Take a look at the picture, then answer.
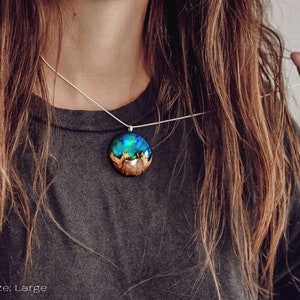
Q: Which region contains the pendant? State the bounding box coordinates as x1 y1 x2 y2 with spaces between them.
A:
108 132 153 176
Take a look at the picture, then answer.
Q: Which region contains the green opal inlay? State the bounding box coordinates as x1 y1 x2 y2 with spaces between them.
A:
108 132 153 176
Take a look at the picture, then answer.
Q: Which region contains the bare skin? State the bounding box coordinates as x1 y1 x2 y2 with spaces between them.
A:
291 52 300 75
43 1 299 112
43 0 150 110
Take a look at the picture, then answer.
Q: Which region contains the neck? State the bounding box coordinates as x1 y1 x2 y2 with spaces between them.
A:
43 0 150 110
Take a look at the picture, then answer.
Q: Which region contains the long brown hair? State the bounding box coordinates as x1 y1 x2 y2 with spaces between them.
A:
0 0 299 298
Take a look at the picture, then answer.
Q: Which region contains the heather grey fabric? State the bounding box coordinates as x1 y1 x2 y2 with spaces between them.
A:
0 84 298 299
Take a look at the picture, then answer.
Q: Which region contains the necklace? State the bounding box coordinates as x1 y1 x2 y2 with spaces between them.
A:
40 57 300 176
41 56 205 176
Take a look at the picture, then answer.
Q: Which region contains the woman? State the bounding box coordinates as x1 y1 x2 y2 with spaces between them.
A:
0 0 299 299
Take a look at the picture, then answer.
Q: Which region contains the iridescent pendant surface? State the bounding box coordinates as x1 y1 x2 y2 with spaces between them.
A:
108 132 153 176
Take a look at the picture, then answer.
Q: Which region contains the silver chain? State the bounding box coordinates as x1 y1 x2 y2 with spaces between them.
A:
40 56 207 132
41 56 300 131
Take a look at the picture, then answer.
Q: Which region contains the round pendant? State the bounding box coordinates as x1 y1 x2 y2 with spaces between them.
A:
108 132 153 176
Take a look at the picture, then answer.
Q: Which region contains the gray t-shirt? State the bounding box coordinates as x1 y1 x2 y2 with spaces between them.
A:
0 83 299 299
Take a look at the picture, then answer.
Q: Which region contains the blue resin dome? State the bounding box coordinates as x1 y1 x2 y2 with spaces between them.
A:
108 132 153 176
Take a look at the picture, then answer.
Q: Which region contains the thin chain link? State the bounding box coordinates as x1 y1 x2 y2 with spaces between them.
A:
41 56 130 128
41 56 207 131
41 56 300 131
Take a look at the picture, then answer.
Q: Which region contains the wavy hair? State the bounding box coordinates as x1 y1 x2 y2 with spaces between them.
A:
0 0 299 298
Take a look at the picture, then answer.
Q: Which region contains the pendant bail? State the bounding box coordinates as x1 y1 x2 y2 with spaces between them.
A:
128 125 133 132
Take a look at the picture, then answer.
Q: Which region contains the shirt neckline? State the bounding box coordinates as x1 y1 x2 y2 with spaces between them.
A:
30 82 158 133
